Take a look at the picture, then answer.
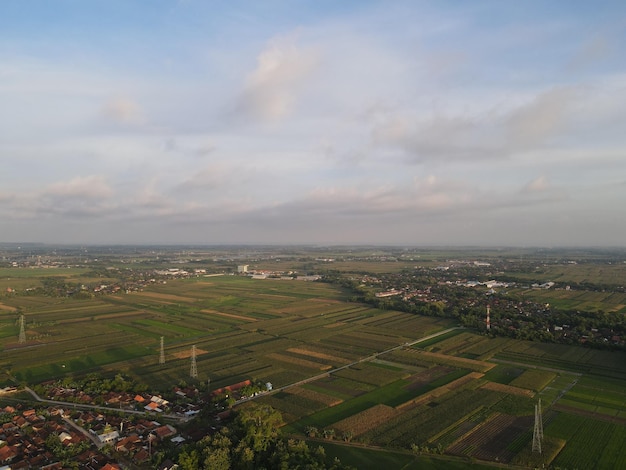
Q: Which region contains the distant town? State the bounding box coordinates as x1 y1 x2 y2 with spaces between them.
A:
0 245 625 469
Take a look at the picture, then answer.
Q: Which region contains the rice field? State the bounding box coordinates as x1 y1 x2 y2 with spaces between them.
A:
1 271 625 468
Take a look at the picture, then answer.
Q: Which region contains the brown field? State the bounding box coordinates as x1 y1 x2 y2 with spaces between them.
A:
286 348 348 364
173 348 209 359
480 381 535 398
332 404 399 436
0 302 18 312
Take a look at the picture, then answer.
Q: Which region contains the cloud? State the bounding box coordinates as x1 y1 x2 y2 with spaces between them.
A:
566 36 610 73
177 165 227 191
505 87 576 147
101 97 144 125
369 85 581 164
235 34 318 121
45 175 114 199
372 113 502 162
522 175 550 193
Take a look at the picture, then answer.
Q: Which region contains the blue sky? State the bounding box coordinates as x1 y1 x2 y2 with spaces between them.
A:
1 1 626 246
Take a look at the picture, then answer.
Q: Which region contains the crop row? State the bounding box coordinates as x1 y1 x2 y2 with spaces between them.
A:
318 336 380 357
243 337 299 354
286 347 350 364
332 404 398 436
286 386 343 407
423 332 480 354
265 352 331 371
333 363 406 387
496 350 626 379
548 413 623 470
283 324 357 342
402 350 494 373
361 388 504 448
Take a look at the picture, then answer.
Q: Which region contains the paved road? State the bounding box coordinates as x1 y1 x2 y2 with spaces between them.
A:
236 326 463 404
21 327 463 416
23 387 187 423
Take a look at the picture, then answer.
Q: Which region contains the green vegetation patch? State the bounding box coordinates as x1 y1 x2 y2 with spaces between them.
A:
548 413 626 470
509 369 557 391
319 441 493 470
482 365 525 385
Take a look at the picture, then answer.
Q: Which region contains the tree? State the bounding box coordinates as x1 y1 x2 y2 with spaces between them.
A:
235 404 282 452
178 448 199 470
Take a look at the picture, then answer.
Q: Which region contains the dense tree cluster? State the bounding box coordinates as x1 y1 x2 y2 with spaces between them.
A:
321 267 626 351
176 405 352 470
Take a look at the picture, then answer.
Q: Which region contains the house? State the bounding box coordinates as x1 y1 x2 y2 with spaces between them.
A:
157 459 179 470
133 448 150 464
97 430 119 445
100 464 121 470
144 402 162 413
114 434 141 453
0 444 17 463
154 424 176 440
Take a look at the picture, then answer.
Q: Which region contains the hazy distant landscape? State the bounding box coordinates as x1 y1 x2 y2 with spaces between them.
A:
0 245 624 469
3 0 626 468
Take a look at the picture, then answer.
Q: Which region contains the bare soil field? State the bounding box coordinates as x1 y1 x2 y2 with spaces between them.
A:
172 347 209 359
480 381 535 398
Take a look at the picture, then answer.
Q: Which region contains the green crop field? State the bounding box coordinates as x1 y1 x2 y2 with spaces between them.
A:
1 268 625 468
547 413 626 469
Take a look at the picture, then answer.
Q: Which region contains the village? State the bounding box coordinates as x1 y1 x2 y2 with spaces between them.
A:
0 376 266 470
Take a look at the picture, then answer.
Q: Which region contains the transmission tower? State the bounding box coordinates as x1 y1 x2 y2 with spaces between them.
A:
532 399 544 453
159 336 165 365
190 345 198 379
537 398 544 440
18 315 26 344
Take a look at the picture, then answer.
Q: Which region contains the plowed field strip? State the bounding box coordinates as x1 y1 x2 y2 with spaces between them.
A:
200 309 256 322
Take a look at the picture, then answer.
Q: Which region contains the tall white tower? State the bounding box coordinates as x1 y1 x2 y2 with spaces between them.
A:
486 305 491 331
18 315 26 343
532 399 544 453
190 345 198 379
159 336 165 365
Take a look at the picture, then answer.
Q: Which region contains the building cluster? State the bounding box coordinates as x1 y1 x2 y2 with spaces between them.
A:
0 404 184 469
358 267 625 348
238 267 321 281
42 386 201 418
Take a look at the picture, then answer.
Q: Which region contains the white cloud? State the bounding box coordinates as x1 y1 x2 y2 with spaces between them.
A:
236 33 318 121
522 175 550 193
505 87 576 147
45 175 114 199
101 97 144 125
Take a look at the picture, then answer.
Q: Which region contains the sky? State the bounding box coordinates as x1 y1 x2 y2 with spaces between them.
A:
1 1 626 246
